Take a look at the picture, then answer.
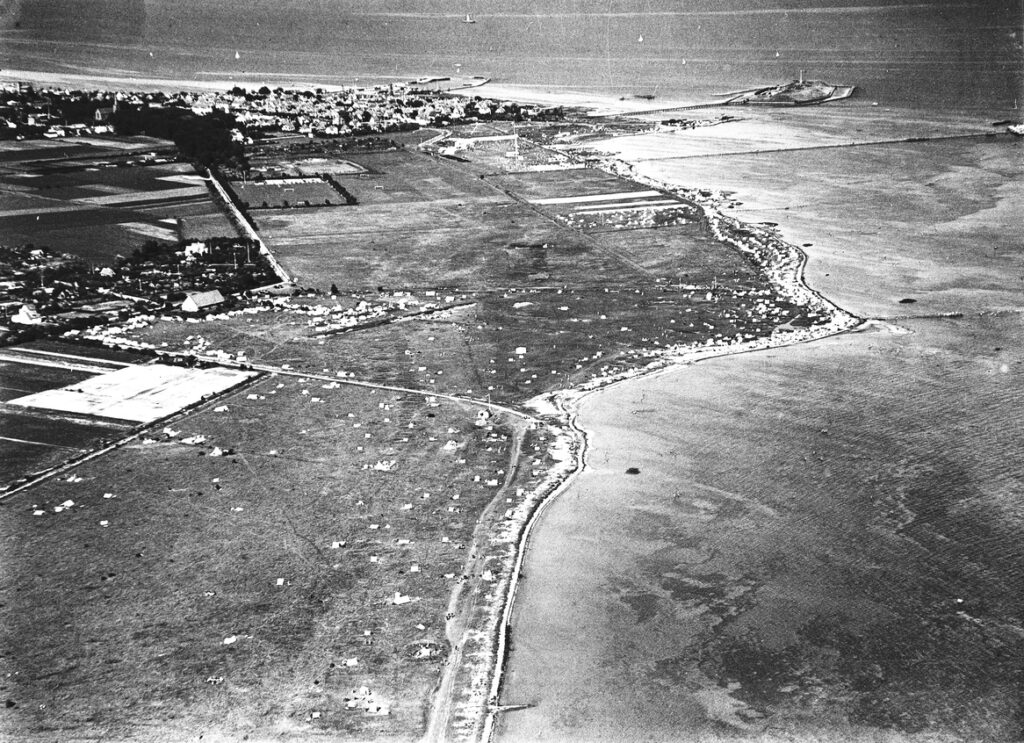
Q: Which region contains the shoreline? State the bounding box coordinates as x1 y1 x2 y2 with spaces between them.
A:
455 165 863 740
481 320 865 741
0 68 362 93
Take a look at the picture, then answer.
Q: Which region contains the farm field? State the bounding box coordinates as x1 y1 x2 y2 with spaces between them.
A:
487 168 702 233
487 167 653 203
0 140 239 263
0 341 156 489
258 200 581 290
0 371 542 741
9 363 256 422
0 134 169 165
0 409 127 487
0 340 256 491
324 149 503 206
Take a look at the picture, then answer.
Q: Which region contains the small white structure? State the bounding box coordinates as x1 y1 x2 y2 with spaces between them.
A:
183 240 209 258
182 289 225 313
11 304 43 325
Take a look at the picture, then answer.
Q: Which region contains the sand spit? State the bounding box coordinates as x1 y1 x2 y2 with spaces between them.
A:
450 83 706 116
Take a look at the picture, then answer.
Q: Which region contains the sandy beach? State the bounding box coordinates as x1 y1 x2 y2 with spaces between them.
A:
0 68 352 93
454 82 711 116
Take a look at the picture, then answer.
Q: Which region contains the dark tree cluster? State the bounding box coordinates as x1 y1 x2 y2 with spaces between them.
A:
112 105 246 168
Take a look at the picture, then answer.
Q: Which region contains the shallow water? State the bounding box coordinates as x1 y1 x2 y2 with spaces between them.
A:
499 314 1024 741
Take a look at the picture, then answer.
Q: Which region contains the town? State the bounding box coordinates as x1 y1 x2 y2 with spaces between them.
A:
0 80 566 142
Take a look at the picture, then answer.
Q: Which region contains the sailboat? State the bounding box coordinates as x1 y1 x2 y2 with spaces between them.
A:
462 14 476 24
234 50 240 60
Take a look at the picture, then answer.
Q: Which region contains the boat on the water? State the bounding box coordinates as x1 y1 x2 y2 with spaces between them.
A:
462 14 476 24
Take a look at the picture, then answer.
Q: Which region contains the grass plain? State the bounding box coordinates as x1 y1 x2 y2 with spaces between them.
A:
1 371 540 741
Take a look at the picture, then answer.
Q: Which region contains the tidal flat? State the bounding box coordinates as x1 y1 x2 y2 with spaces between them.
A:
498 106 1024 741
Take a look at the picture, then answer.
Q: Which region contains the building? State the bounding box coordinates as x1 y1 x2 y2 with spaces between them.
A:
11 304 43 325
181 289 225 313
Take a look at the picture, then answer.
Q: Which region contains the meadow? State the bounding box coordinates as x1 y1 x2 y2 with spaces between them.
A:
1 371 542 741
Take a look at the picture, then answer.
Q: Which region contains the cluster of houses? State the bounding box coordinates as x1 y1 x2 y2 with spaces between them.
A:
2 80 560 143
0 240 265 342
0 82 133 139
188 83 556 138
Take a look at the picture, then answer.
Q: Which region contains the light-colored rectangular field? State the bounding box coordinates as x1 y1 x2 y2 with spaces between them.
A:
75 185 208 206
9 364 256 423
531 189 663 205
571 200 682 214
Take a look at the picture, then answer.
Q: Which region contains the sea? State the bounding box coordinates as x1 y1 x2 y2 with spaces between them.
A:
1 0 1022 110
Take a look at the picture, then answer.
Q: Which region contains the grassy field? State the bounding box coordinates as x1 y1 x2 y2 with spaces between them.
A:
0 372 537 741
112 272 801 407
0 408 129 488
0 136 165 165
258 201 571 290
310 149 501 207
108 144 809 406
256 151 741 293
